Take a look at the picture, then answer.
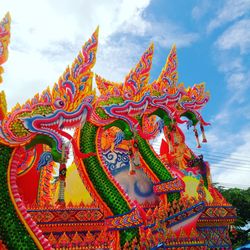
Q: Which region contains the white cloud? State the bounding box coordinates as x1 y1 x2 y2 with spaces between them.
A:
0 0 152 45
49 0 152 39
227 72 250 98
214 53 250 103
205 129 241 153
218 56 244 73
95 37 147 82
153 29 199 48
211 5 250 102
212 110 231 125
190 125 250 188
207 0 250 32
119 15 199 48
237 104 250 120
0 0 153 109
4 48 63 108
191 0 211 20
210 2 250 107
211 129 250 188
193 66 250 187
216 19 250 53
114 0 151 36
0 0 200 111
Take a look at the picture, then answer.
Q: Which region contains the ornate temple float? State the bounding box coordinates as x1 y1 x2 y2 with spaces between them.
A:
0 13 236 249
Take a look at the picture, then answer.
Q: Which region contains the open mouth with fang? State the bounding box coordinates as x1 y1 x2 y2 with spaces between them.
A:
151 91 182 107
180 97 209 110
22 103 92 153
104 94 154 118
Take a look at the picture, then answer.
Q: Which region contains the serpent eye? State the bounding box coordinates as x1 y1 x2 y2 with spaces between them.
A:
124 91 132 99
54 99 65 109
162 88 168 93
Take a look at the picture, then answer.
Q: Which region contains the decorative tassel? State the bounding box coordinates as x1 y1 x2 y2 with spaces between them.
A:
134 151 141 169
128 146 136 175
200 123 207 143
193 127 201 148
129 162 136 175
55 144 68 207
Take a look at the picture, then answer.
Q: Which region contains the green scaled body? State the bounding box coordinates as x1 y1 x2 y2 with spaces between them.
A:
80 122 139 247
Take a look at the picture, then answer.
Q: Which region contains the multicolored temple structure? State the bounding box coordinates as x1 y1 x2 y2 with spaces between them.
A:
0 14 236 250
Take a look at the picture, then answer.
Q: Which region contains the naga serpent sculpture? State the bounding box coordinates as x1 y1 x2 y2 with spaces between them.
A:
0 13 236 250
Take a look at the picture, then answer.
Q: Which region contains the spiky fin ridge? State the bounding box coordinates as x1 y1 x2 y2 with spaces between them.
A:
95 74 122 96
95 43 154 100
51 27 99 109
10 103 21 113
123 43 154 96
95 43 209 109
0 12 11 83
184 82 210 102
152 45 209 104
152 44 177 94
12 28 99 113
72 26 99 78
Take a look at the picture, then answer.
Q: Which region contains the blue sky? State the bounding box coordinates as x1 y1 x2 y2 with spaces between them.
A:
0 0 249 188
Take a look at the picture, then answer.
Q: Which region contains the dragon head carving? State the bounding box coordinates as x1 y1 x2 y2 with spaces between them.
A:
0 27 98 160
92 43 210 141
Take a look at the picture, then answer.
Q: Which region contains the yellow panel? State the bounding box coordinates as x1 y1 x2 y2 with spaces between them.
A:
65 163 93 205
183 176 213 203
52 162 93 206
